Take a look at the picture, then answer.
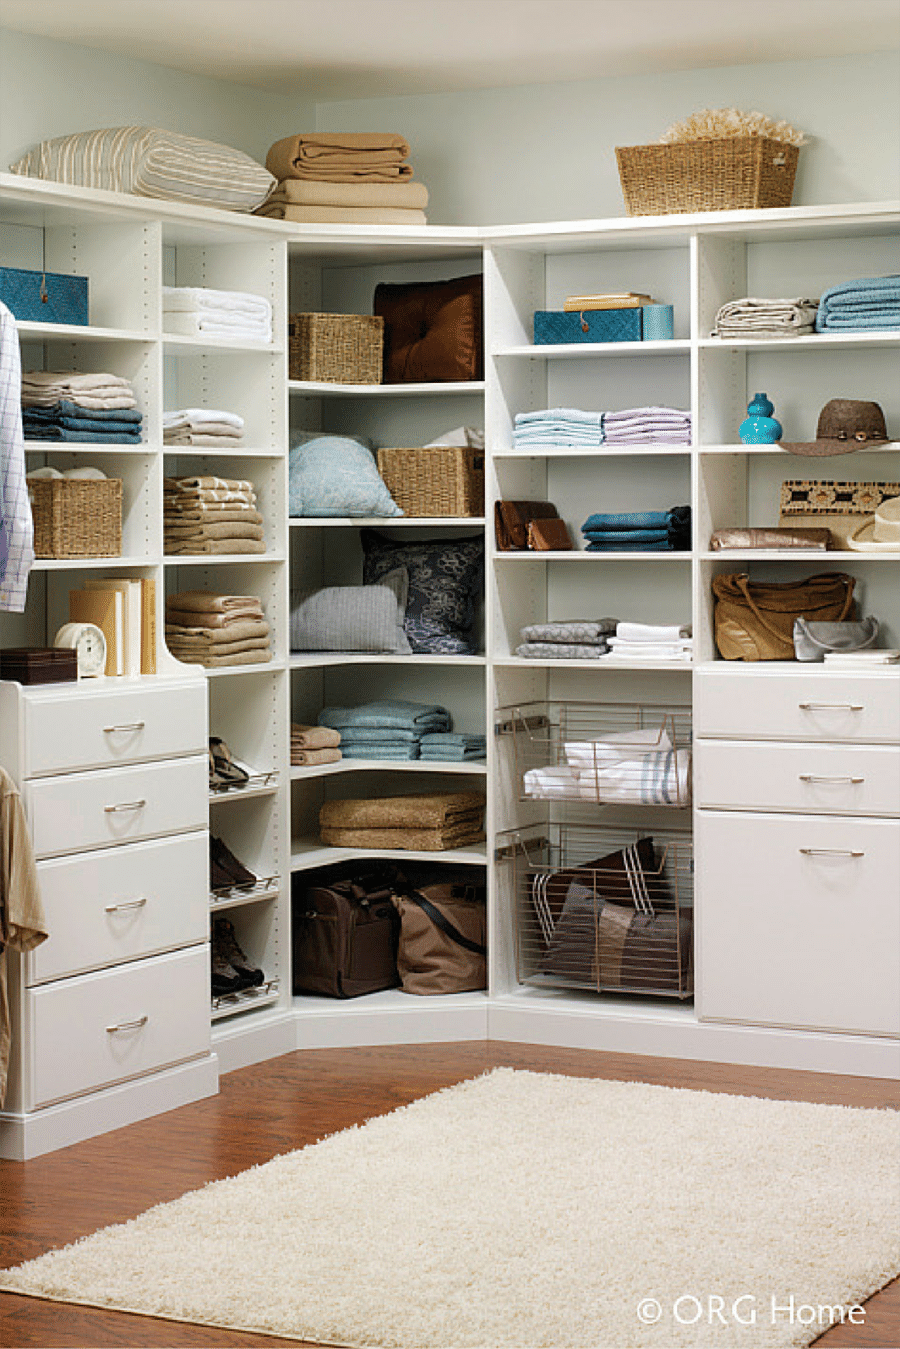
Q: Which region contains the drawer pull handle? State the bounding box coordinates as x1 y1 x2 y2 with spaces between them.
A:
104 799 146 814
105 1015 148 1034
104 897 147 914
103 721 145 734
798 702 864 712
800 847 864 858
799 774 864 785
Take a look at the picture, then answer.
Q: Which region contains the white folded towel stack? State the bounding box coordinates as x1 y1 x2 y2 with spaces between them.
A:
163 286 272 342
604 620 693 664
163 408 246 448
712 297 819 339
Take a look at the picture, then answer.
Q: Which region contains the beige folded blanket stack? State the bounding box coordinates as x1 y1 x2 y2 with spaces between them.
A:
257 133 428 225
291 722 342 766
164 476 266 555
319 790 485 851
165 590 272 667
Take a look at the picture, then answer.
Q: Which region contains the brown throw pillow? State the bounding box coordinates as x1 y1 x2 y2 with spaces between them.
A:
374 274 483 382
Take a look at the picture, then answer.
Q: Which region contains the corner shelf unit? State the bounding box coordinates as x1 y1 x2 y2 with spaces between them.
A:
1 177 898 1155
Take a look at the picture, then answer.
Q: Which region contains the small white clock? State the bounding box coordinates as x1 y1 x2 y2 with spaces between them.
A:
54 622 107 678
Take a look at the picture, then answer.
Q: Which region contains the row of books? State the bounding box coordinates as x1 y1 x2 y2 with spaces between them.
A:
69 577 157 676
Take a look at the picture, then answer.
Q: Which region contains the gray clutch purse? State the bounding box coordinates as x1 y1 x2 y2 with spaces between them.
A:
710 527 832 550
793 616 879 662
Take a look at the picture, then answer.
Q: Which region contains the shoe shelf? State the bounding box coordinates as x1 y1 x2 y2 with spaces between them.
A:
211 978 281 1020
210 875 280 911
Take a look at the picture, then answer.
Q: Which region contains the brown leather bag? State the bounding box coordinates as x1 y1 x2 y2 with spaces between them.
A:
391 882 486 994
712 571 856 661
527 516 573 550
494 500 560 551
291 872 400 997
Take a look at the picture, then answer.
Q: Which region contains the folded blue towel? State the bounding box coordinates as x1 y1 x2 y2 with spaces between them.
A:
420 749 486 761
585 539 673 552
816 312 900 330
318 699 451 732
419 733 486 749
515 408 604 426
582 510 669 532
23 400 143 424
582 527 669 544
24 416 143 436
335 727 422 744
340 744 420 760
22 426 142 442
816 275 900 330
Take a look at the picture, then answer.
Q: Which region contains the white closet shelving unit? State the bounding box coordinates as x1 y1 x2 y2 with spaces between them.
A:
1 178 897 1156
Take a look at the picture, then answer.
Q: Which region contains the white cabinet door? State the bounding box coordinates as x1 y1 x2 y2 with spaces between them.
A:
695 741 900 816
696 809 900 1037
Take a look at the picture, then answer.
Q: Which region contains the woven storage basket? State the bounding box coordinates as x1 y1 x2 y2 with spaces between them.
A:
615 137 799 215
289 312 384 384
377 446 485 518
29 477 122 558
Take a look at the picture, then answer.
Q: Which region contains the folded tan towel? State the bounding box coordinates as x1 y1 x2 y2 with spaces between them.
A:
165 521 264 540
165 475 254 492
291 747 343 767
320 790 485 833
173 647 273 668
163 505 264 524
319 824 485 852
291 723 342 749
261 177 428 209
165 537 267 555
256 203 427 225
168 634 271 656
165 618 269 643
165 606 263 629
163 430 245 447
165 488 256 506
266 132 412 183
166 590 262 615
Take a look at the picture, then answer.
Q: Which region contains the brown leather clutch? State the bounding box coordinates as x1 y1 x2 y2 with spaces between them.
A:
710 527 833 551
527 517 573 550
494 500 560 551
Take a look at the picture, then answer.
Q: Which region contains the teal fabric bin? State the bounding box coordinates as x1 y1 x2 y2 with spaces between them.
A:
533 309 641 344
641 304 674 340
0 267 89 325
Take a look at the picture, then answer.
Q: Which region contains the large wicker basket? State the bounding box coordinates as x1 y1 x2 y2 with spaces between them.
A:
289 312 384 384
377 446 485 518
615 137 799 216
29 476 122 558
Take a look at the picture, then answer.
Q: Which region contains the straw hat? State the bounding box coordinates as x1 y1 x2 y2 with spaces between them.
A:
847 495 900 551
779 399 890 457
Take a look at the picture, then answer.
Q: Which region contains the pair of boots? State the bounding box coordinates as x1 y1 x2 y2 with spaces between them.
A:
210 836 257 893
211 916 264 996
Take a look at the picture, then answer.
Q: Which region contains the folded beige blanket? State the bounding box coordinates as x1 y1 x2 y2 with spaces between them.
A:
165 606 262 629
163 429 245 446
319 825 485 852
266 132 412 183
320 790 485 833
172 647 273 668
165 537 267 555
256 203 427 225
163 505 264 524
164 521 264 540
165 475 254 492
291 723 342 749
291 747 343 767
165 617 270 643
166 590 262 614
167 636 271 659
165 488 256 506
260 177 428 209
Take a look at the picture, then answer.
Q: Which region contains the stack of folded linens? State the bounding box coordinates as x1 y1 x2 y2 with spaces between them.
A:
319 790 485 851
712 297 818 338
513 408 604 452
317 699 450 760
165 590 272 667
418 733 487 762
815 275 900 332
524 728 691 806
603 621 693 664
163 286 272 342
581 506 691 552
290 723 342 767
515 619 618 660
602 406 691 445
258 132 428 225
164 475 265 555
21 371 141 442
164 408 245 448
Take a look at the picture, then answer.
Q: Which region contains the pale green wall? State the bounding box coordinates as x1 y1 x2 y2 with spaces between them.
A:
315 52 900 224
0 26 310 170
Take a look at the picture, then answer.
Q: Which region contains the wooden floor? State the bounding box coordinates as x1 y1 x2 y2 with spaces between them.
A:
1 1041 897 1349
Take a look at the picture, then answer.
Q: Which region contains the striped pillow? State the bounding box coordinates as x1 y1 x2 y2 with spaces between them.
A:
9 127 275 213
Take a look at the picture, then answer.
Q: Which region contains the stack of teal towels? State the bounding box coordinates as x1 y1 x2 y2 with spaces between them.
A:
816 274 900 331
317 699 485 762
581 506 691 552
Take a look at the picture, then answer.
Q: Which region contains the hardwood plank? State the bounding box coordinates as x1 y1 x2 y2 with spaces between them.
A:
0 1042 897 1348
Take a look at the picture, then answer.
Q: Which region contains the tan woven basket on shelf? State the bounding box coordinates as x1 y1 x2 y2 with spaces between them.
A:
289 312 384 384
29 477 122 558
615 137 800 216
377 446 485 518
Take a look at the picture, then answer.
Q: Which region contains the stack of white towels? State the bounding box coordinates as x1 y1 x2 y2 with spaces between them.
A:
513 408 604 451
164 409 245 448
523 727 691 807
712 297 819 339
162 286 272 343
604 621 693 663
603 407 692 446
21 370 138 411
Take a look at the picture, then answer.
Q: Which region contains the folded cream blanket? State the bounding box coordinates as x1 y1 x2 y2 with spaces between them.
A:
712 297 818 337
291 746 343 766
256 202 427 225
266 132 412 183
163 313 271 340
291 723 342 749
320 789 485 833
163 409 244 429
163 433 244 448
162 286 271 317
260 177 428 209
23 370 132 391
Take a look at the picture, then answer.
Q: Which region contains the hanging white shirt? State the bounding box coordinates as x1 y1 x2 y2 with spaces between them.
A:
0 301 34 612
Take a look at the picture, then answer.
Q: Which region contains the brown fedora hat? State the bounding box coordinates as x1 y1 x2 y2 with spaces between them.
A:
779 399 890 457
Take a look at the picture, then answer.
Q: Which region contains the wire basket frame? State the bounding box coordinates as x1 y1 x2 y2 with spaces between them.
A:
499 700 693 808
507 823 693 999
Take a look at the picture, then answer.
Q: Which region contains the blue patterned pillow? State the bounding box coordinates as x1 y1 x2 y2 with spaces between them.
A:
361 531 484 655
289 435 403 517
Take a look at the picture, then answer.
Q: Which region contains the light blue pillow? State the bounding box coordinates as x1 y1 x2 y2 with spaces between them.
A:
289 434 403 518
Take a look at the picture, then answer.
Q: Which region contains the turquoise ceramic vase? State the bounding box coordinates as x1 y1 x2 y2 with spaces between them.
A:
740 392 782 444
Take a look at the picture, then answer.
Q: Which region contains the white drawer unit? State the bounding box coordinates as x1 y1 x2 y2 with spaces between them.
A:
27 946 211 1110
696 810 900 1037
695 740 900 817
28 831 209 984
694 669 900 744
27 754 208 858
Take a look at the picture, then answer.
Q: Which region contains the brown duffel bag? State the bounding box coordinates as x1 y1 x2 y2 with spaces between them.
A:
392 882 486 994
291 871 400 998
712 570 856 661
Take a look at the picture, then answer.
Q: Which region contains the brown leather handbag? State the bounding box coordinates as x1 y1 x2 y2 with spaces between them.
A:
712 571 856 661
494 500 560 551
391 882 486 994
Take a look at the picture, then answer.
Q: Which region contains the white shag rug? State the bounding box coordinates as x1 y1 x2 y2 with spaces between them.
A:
1 1068 898 1349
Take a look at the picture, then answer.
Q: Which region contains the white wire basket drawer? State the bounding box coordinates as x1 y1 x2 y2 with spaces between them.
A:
498 701 692 809
507 823 694 999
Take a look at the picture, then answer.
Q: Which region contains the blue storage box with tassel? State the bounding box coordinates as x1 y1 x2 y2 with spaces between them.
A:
0 267 89 326
534 308 642 344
